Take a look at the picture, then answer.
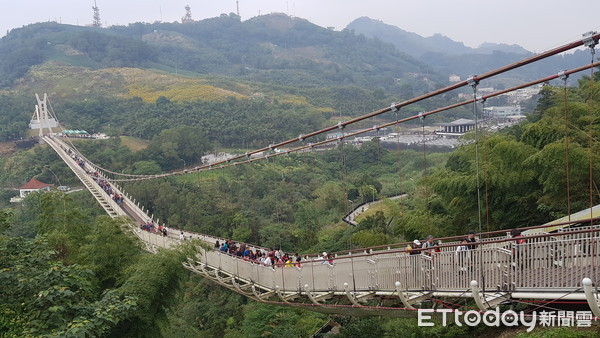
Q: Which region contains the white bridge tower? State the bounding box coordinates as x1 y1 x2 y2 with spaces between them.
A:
29 93 59 139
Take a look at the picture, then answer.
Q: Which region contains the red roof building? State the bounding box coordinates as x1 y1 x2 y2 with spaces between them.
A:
18 178 53 198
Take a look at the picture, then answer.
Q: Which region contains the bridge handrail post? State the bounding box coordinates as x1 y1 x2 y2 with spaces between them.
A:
310 257 315 292
349 251 356 292
280 261 285 292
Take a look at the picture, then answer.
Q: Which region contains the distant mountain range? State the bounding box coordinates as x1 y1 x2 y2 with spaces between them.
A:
0 13 593 103
346 17 531 58
346 17 593 84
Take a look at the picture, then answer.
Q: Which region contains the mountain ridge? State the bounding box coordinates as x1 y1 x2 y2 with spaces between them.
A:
345 16 591 83
0 14 442 95
345 16 531 58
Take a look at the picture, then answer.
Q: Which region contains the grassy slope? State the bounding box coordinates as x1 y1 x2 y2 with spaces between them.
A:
9 61 315 107
119 136 149 151
355 202 393 222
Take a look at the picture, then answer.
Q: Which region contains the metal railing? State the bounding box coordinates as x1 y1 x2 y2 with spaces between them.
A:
189 228 600 294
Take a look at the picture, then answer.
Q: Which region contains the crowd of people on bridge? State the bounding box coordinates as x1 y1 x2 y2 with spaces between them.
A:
91 174 124 205
62 144 161 232
406 230 479 256
215 240 306 269
140 220 169 236
64 147 86 169
406 229 527 263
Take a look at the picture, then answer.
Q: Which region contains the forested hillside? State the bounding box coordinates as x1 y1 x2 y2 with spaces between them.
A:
1 11 599 337
0 14 440 91
2 73 598 247
1 72 598 336
0 13 471 143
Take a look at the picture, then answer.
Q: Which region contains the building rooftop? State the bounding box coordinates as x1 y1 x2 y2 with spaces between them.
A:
19 178 53 190
439 118 475 126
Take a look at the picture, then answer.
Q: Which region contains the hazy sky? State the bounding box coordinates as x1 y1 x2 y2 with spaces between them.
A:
2 0 599 52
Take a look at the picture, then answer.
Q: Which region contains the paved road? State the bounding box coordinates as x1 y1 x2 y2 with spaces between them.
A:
344 194 406 225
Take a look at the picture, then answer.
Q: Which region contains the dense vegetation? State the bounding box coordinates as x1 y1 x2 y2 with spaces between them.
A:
0 15 439 92
0 12 599 337
0 14 483 143
3 73 598 246
0 93 32 141
2 73 597 335
0 191 336 337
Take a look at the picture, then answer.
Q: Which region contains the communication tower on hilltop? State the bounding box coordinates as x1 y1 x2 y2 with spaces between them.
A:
236 1 240 17
182 5 193 23
92 0 102 27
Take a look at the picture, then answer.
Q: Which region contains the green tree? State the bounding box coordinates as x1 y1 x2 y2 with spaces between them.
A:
113 246 194 336
294 199 319 248
35 192 91 264
314 181 346 214
0 208 12 234
231 212 252 242
0 236 137 337
229 303 326 338
145 126 212 170
78 216 142 289
358 184 378 202
128 160 163 175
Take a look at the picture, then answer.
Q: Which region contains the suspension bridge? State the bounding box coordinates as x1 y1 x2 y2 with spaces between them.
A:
29 31 600 319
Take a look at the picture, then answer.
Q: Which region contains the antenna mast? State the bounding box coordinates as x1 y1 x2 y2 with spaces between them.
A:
182 5 193 23
236 1 240 16
92 0 102 27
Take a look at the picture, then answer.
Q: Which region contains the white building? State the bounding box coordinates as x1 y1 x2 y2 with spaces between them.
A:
449 74 461 83
436 119 476 136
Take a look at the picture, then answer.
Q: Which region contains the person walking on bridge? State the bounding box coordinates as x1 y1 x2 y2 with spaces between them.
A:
407 240 421 255
465 230 478 250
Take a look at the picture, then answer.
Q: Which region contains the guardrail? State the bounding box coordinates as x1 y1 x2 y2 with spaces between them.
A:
190 227 600 294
